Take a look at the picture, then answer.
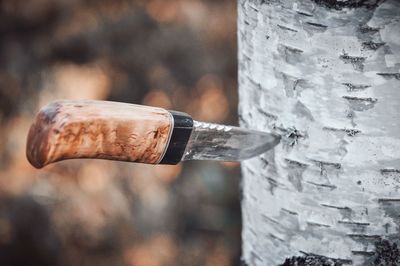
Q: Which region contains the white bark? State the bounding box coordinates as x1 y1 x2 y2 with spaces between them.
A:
238 0 400 265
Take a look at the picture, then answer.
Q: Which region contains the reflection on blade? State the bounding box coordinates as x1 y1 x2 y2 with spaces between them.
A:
182 121 280 161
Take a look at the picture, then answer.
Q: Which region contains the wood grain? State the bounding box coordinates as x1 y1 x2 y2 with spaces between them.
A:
26 100 173 168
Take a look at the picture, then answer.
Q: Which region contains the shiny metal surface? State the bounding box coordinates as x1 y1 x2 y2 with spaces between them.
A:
182 121 280 161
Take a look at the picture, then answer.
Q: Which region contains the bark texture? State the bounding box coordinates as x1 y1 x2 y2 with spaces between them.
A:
238 0 400 265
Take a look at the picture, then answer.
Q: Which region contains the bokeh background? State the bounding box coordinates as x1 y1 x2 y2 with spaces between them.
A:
0 1 240 265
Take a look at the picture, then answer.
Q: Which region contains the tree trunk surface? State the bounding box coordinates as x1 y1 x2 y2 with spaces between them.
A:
238 0 400 265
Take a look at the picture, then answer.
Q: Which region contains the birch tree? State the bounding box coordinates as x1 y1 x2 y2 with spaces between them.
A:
238 0 400 265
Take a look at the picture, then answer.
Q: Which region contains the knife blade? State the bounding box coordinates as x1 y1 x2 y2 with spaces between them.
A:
26 100 280 168
182 121 279 161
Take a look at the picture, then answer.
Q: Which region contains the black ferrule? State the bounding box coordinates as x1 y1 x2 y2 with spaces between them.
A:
160 111 193 164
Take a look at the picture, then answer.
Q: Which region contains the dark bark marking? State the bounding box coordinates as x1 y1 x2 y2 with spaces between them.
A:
305 22 328 29
277 24 298 32
280 256 342 266
281 251 353 266
296 11 313 17
321 204 353 219
280 44 304 54
351 250 375 256
310 159 342 169
281 208 299 216
348 235 384 251
342 83 371 92
247 75 262 90
292 79 304 94
264 175 279 195
321 204 350 210
239 114 249 127
250 194 258 202
307 221 331 228
281 240 400 265
360 25 381 34
314 254 351 265
338 220 370 226
311 0 384 10
244 165 256 176
269 233 285 242
378 198 400 203
343 96 378 112
362 41 385 50
377 73 400 80
257 108 278 120
339 53 366 71
369 239 400 265
381 169 400 174
384 223 391 234
303 22 328 34
248 4 259 12
250 251 264 264
339 220 370 233
243 53 251 62
260 0 275 6
248 227 258 237
306 181 337 190
347 234 382 240
260 157 269 168
323 126 361 137
239 114 246 122
278 45 304 65
285 158 309 168
261 214 281 225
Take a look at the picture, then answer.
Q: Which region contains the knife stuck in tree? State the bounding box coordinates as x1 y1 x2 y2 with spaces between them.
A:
26 100 280 168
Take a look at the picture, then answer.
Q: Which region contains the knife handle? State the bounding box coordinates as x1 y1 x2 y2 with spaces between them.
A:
26 100 193 168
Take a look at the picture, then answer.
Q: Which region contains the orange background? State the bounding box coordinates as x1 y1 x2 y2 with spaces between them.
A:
0 1 240 265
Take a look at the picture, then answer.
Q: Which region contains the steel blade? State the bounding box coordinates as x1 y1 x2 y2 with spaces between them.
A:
182 121 280 161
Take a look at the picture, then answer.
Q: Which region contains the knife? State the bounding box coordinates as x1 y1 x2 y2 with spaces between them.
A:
26 100 280 168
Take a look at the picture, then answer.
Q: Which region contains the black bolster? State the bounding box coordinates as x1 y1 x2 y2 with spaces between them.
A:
160 111 193 164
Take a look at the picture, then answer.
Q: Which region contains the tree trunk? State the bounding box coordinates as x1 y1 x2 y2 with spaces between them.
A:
238 0 400 265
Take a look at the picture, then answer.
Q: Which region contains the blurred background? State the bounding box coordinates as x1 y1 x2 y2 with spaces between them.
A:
0 0 240 265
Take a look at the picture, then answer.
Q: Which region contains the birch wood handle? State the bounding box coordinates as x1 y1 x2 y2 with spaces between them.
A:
26 100 175 168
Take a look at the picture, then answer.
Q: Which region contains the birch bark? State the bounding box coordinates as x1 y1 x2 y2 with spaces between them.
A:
238 0 400 265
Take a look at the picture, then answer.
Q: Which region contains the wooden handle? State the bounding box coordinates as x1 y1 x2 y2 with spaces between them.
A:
26 100 174 168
